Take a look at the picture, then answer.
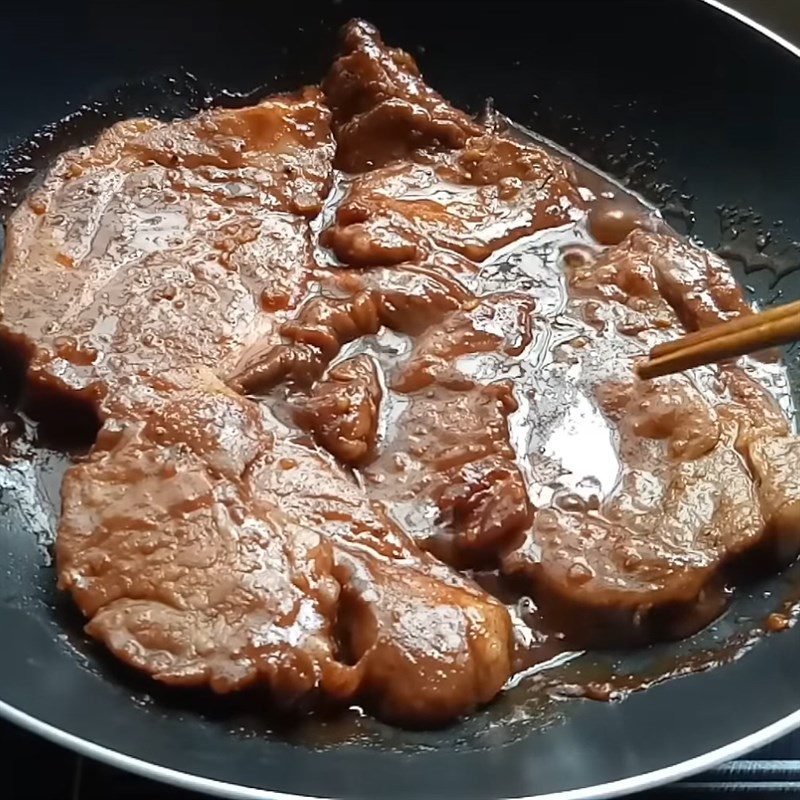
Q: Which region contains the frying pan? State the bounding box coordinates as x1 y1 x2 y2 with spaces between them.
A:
1 0 800 797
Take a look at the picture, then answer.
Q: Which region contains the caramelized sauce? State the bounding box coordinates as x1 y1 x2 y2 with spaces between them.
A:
0 33 799 746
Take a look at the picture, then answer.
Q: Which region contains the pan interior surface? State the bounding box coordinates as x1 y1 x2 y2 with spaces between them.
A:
2 1 800 798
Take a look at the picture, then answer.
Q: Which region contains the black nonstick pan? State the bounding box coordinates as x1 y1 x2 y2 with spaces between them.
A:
2 1 800 797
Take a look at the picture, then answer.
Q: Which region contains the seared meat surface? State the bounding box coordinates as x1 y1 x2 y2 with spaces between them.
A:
502 232 800 645
364 295 536 565
58 373 514 725
0 88 333 421
293 354 382 466
1 18 799 728
322 19 484 172
322 145 582 266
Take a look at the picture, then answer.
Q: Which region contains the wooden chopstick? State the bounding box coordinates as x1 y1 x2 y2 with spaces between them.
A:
649 299 800 358
637 302 800 380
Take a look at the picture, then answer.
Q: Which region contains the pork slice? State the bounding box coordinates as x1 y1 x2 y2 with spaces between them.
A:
719 367 800 568
608 229 753 330
505 389 763 645
321 20 580 262
322 138 582 267
228 258 472 395
363 295 535 565
502 231 800 645
239 274 534 566
58 377 514 725
57 381 354 702
0 88 334 422
293 354 382 467
322 19 484 172
251 428 515 725
747 435 800 564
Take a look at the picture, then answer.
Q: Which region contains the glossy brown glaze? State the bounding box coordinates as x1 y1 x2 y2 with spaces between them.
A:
364 295 535 566
293 354 382 466
322 19 484 172
500 232 800 646
58 374 514 725
0 88 333 422
2 18 800 729
322 137 582 266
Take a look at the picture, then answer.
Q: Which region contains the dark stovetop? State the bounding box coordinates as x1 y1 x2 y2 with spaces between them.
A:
6 1 800 798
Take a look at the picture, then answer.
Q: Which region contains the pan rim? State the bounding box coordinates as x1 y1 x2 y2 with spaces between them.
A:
3 697 800 800
2 1 800 798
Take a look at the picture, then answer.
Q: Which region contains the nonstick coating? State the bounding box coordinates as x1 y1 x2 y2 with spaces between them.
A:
2 1 800 798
